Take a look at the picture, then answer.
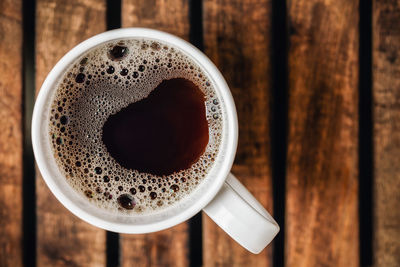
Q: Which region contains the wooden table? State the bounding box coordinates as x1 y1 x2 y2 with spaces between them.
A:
1 0 399 266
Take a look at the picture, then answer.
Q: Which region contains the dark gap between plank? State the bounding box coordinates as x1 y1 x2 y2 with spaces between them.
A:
22 0 37 266
106 0 121 266
271 0 288 266
189 0 204 51
106 0 121 30
359 0 373 266
188 213 203 267
106 231 120 267
188 0 204 266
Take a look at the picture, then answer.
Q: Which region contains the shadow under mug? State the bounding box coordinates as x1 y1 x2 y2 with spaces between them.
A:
32 28 279 254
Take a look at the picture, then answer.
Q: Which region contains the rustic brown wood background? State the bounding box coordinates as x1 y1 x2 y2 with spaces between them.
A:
0 0 399 266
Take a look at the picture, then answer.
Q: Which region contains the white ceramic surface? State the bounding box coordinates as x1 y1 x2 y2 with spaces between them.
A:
32 28 279 253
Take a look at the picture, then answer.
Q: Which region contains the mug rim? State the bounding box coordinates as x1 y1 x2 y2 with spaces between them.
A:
32 28 238 233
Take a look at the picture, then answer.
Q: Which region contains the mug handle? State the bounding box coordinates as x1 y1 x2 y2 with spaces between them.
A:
202 173 279 254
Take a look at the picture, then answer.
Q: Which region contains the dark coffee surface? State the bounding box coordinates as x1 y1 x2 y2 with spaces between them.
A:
102 78 209 176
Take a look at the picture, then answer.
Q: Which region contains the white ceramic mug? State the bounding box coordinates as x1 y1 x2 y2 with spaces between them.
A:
32 28 279 254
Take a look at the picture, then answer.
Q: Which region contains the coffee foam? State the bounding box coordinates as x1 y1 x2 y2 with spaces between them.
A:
48 38 223 214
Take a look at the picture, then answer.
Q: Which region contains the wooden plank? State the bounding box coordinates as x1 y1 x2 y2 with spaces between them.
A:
373 1 400 266
120 222 189 267
203 0 273 266
122 0 189 37
0 0 23 266
286 1 359 266
121 1 189 266
35 0 107 266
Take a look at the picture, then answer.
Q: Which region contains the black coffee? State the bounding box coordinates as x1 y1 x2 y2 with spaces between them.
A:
102 78 209 176
48 38 223 213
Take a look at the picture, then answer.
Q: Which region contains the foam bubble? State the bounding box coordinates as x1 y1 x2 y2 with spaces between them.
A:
48 38 223 214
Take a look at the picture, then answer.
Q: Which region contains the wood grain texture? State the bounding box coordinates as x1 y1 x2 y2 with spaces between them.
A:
35 0 106 266
120 222 189 267
0 0 23 266
121 1 189 266
203 0 273 266
122 0 189 37
373 1 400 266
286 0 359 266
